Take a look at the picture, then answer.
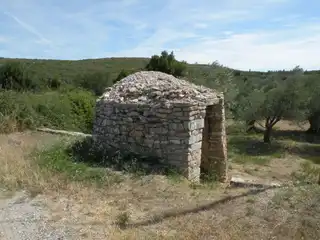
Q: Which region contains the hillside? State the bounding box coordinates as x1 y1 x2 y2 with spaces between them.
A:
1 57 319 83
0 57 231 83
0 57 149 81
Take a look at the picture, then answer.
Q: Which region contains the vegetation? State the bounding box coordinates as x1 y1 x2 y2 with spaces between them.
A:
1 52 320 144
113 69 136 84
145 50 187 77
1 53 320 142
74 71 112 96
1 44 320 239
233 72 307 142
0 89 95 133
0 61 36 91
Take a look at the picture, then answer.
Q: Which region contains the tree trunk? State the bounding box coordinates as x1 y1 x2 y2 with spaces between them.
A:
263 116 281 143
307 112 320 134
264 126 272 143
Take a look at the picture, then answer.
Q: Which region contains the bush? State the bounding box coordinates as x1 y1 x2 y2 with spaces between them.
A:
47 77 62 89
145 51 187 77
0 89 96 133
74 71 113 96
66 90 95 132
113 69 135 84
0 62 36 91
0 91 37 132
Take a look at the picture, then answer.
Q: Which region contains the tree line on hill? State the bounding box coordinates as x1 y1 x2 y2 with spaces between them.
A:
0 51 319 142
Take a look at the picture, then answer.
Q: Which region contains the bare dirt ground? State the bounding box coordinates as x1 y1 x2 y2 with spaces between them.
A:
0 122 320 239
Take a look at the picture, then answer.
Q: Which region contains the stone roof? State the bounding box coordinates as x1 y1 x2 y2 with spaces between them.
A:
99 71 221 106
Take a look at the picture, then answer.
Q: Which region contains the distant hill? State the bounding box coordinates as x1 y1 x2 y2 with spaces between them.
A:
0 57 319 83
0 57 150 81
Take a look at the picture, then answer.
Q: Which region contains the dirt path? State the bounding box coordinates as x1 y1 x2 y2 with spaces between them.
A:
0 132 75 239
0 190 74 240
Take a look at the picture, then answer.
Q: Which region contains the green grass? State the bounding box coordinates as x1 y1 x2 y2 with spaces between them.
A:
166 169 184 183
307 156 320 164
231 154 271 165
36 139 124 186
227 133 286 166
34 137 188 186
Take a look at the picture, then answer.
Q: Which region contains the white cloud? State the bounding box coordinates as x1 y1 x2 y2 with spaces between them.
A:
1 0 319 71
175 31 320 71
3 11 52 45
109 20 320 71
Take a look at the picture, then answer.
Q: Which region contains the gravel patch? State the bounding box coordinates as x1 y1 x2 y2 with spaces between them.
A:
0 190 74 240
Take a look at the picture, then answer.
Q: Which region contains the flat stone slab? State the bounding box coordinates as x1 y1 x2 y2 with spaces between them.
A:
230 176 282 189
36 128 92 137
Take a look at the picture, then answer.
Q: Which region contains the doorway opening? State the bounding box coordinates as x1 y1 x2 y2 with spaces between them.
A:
200 105 214 178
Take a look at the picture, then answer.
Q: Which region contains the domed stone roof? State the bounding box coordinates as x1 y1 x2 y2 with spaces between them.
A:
98 71 221 106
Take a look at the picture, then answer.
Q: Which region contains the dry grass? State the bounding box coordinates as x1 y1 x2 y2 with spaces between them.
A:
0 121 320 239
0 131 60 191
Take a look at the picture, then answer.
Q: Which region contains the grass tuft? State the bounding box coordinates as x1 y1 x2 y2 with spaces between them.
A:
115 211 131 229
36 138 124 186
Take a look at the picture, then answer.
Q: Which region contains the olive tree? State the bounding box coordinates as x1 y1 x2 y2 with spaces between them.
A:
301 74 320 134
234 72 306 143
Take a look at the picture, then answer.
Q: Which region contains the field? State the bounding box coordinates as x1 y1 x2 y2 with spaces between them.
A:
1 121 319 239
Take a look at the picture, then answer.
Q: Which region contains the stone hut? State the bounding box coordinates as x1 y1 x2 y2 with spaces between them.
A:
92 71 228 183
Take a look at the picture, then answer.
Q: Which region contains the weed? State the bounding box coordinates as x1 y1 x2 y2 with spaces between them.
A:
246 206 255 216
246 196 256 203
232 155 271 165
115 211 131 228
167 169 183 183
271 188 295 208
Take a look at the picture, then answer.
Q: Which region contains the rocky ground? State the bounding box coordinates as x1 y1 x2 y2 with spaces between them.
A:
0 123 319 239
0 190 74 240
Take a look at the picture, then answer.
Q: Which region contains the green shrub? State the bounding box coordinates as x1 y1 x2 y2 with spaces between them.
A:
145 51 187 77
113 69 135 84
46 77 62 89
66 90 95 132
74 71 113 96
0 62 36 91
0 91 37 132
0 89 96 133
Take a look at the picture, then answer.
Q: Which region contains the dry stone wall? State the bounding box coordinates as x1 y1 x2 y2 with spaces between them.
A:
201 97 228 182
92 71 228 183
93 102 211 182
